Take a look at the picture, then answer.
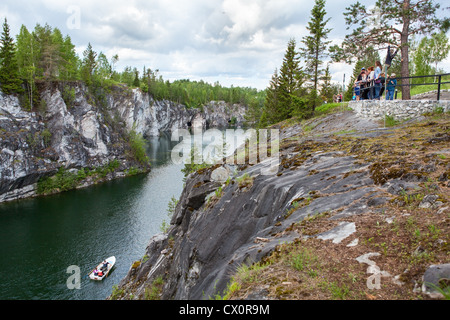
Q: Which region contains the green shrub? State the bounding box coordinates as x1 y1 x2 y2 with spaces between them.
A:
41 129 52 148
37 161 122 195
384 115 400 127
129 129 150 166
37 168 79 195
181 147 211 179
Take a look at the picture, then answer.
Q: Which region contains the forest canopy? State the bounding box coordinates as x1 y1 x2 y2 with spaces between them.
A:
0 19 265 111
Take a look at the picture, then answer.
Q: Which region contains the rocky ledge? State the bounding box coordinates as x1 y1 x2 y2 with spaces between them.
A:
0 82 246 203
113 110 449 300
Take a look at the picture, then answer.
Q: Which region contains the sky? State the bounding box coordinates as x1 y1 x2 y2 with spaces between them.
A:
1 0 449 90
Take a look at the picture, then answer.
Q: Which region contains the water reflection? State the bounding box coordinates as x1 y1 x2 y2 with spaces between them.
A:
0 133 184 300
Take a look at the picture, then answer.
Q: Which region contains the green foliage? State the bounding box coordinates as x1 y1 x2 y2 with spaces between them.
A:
331 0 444 100
289 247 318 272
428 31 450 72
412 36 434 83
411 32 450 84
263 69 282 124
300 0 332 112
61 85 76 108
315 102 350 116
144 276 164 300
37 160 121 195
110 285 125 300
166 196 179 218
160 196 179 233
181 147 212 179
278 38 305 119
81 43 97 86
144 73 264 109
128 129 150 166
0 18 23 94
37 168 80 195
320 64 340 103
2 17 264 116
41 128 52 148
264 39 307 126
244 90 266 127
384 115 400 127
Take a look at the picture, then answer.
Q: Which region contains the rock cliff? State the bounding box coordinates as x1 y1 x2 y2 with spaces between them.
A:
113 110 450 300
0 82 246 203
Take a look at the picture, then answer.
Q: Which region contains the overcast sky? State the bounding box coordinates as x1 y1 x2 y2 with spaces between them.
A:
1 0 449 90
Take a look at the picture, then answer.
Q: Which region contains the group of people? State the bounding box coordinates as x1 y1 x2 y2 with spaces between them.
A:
353 60 398 101
93 260 110 277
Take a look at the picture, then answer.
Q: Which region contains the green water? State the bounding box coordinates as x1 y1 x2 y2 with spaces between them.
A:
0 133 184 300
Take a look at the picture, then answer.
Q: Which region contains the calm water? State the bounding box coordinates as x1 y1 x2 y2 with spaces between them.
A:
0 133 184 300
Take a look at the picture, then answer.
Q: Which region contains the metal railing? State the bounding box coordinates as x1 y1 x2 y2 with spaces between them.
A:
394 73 450 101
354 73 450 101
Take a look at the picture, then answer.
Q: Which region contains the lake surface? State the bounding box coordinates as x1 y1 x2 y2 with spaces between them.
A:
0 132 184 300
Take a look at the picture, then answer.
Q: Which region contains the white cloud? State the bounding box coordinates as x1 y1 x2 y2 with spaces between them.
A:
2 0 449 90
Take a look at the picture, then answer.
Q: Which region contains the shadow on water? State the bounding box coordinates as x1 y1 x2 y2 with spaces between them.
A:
0 132 184 300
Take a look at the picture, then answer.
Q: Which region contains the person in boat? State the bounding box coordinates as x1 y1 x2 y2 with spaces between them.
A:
101 260 109 271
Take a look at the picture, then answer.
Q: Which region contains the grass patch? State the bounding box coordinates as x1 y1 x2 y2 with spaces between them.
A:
236 173 255 191
383 115 400 127
37 160 122 195
396 82 450 100
181 147 213 179
316 102 350 116
144 276 164 300
221 115 450 301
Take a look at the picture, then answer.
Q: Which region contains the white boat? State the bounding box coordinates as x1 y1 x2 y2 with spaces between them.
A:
88 256 116 281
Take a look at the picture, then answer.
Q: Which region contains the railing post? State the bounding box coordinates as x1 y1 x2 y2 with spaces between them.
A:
437 75 442 101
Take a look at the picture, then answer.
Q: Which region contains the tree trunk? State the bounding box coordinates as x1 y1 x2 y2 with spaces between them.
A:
400 0 411 100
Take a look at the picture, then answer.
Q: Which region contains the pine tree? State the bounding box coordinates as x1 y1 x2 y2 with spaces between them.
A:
16 24 38 108
0 18 23 94
264 69 281 124
263 39 306 124
61 35 80 81
300 0 331 113
133 68 140 87
96 52 112 81
319 64 334 104
277 38 304 120
81 43 97 86
33 24 59 79
330 0 445 100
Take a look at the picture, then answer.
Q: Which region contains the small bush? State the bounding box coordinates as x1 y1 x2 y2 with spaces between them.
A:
129 129 150 166
384 115 400 127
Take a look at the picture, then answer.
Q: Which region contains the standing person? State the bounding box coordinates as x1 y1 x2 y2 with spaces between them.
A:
354 68 366 101
359 68 368 100
379 72 386 98
386 73 397 100
354 69 364 101
374 61 383 100
366 66 375 100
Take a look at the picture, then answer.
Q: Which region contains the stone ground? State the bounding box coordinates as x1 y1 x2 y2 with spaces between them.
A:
223 112 450 300
112 109 450 301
